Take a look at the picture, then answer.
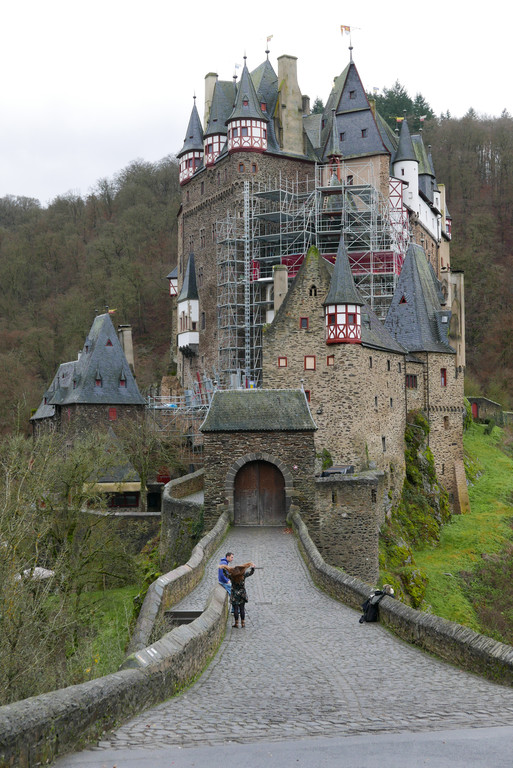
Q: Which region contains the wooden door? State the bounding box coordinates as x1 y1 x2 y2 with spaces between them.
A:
234 461 285 526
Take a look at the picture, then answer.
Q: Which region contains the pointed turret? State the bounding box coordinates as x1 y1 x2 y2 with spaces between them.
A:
226 58 269 153
204 80 236 166
393 117 419 212
177 253 199 357
177 100 204 185
324 238 364 344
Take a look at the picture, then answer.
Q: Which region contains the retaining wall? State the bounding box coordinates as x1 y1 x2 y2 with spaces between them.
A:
290 507 513 685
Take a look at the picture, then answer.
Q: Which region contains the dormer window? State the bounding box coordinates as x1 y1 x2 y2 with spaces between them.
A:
106 339 113 346
243 98 249 107
119 377 127 388
95 377 102 387
340 132 345 141
349 90 356 99
260 102 267 112
361 129 367 138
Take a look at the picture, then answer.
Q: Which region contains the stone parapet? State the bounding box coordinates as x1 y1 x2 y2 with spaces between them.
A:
290 508 513 685
0 587 228 768
127 509 229 654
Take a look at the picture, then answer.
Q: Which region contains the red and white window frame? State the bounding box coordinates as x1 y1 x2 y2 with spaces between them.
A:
204 135 224 166
227 119 267 152
325 304 361 343
179 151 203 184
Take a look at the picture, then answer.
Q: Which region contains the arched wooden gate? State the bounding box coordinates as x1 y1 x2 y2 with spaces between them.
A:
233 460 286 526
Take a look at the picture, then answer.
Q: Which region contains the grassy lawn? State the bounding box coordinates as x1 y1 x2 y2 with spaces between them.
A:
413 423 513 631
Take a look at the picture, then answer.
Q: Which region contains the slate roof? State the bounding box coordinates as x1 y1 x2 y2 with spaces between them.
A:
166 266 177 280
324 238 364 306
320 61 388 161
205 80 236 137
177 253 199 302
177 101 204 158
31 314 146 420
393 118 417 163
200 389 317 432
385 242 455 354
227 60 269 124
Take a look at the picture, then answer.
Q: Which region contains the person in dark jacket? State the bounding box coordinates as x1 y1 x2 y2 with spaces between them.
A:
221 562 255 628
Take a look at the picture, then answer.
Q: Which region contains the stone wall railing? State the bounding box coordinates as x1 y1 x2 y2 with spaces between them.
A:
290 507 513 684
0 586 228 768
128 509 229 654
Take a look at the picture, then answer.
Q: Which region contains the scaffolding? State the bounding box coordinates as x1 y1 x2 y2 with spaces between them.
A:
215 162 409 387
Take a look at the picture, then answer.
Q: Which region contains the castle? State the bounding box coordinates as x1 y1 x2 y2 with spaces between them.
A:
171 45 468 574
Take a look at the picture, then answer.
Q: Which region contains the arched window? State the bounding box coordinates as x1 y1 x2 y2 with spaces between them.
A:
309 285 317 297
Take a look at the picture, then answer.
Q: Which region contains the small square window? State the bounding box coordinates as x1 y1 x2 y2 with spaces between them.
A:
241 126 249 137
327 355 334 366
278 357 287 367
349 90 356 99
444 415 449 429
441 368 447 387
109 407 117 421
340 132 345 141
304 390 311 402
300 317 309 329
239 162 245 173
361 128 367 138
347 313 356 324
328 313 336 325
347 175 354 186
304 356 316 371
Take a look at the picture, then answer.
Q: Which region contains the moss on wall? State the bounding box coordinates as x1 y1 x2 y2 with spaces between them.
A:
379 410 450 607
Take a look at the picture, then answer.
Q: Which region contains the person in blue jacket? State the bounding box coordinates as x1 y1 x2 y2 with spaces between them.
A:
218 552 234 596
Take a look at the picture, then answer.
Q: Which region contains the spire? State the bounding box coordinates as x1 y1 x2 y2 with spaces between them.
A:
177 100 204 158
178 253 199 302
393 115 416 163
227 59 268 123
326 108 342 158
324 237 364 307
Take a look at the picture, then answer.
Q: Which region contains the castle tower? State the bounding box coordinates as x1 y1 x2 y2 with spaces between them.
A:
177 253 199 358
393 116 419 212
226 58 269 153
177 99 204 185
323 239 364 344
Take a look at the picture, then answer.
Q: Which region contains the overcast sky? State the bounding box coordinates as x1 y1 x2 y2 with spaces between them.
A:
0 0 508 205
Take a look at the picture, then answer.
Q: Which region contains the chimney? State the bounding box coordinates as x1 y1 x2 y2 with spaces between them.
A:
277 55 303 155
117 324 135 376
302 95 311 115
273 265 288 314
204 72 218 125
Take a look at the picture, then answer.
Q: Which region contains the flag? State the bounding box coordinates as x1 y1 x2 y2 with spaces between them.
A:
341 25 351 34
395 116 405 123
266 34 273 43
373 87 379 94
234 63 241 71
108 308 117 314
419 114 427 122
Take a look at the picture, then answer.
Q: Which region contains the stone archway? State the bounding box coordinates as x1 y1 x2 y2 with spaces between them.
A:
225 452 294 526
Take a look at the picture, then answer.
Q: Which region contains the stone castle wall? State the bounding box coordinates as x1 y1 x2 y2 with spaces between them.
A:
262 249 406 502
202 430 316 530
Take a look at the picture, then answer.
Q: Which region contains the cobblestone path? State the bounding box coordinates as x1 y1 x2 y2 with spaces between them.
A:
97 527 513 749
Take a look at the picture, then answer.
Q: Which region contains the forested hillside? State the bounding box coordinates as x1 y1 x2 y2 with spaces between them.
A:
423 114 513 408
0 157 180 433
1 108 512 435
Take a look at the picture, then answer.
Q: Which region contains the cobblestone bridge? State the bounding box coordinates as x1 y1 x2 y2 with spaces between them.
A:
57 527 513 763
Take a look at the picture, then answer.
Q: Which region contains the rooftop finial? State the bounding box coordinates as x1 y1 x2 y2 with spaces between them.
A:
266 34 273 58
349 44 353 62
